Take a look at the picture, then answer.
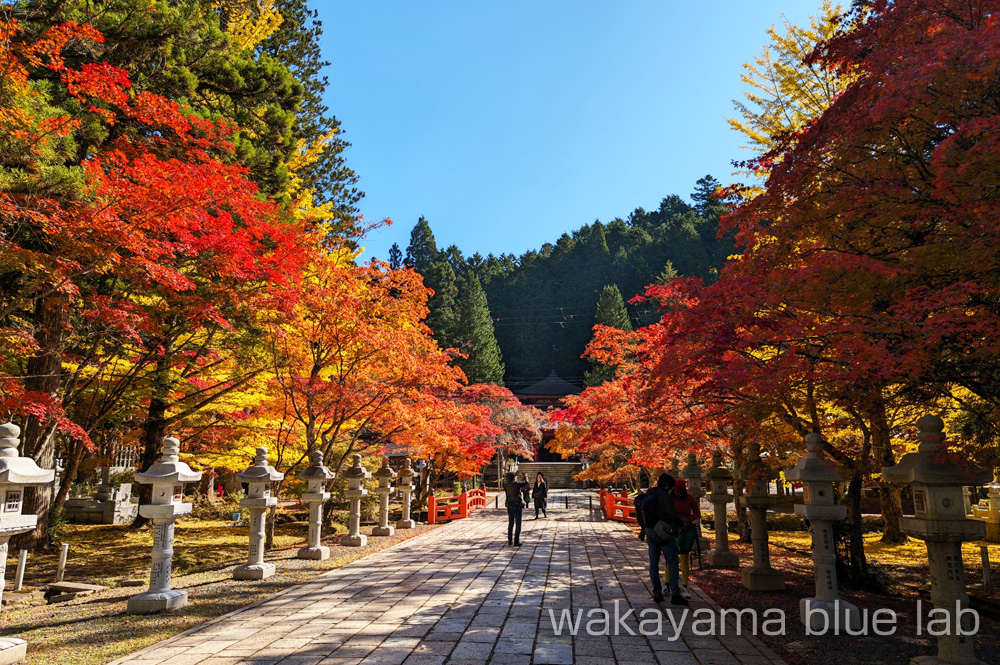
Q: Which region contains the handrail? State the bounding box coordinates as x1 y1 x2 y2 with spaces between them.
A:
600 488 637 524
427 487 488 524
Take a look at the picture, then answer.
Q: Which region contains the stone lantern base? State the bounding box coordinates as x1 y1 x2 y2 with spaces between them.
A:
341 533 367 547
800 598 861 633
912 655 988 665
297 545 330 561
396 518 416 529
372 524 395 537
234 562 275 580
0 638 26 665
912 655 987 665
127 588 188 614
741 567 786 591
706 549 740 568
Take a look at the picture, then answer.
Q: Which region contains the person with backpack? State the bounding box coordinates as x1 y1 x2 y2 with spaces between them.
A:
667 478 701 599
505 470 529 546
636 473 687 605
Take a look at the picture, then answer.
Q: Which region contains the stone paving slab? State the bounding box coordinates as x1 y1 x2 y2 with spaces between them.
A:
109 491 785 665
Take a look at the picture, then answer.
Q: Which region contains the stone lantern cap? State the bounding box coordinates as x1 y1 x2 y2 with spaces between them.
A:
785 434 842 483
0 423 55 486
343 453 371 480
300 449 335 481
236 447 284 484
398 457 414 478
704 449 734 481
739 442 779 507
787 433 846 521
375 458 397 482
737 443 779 481
682 451 702 476
883 415 991 487
135 437 202 486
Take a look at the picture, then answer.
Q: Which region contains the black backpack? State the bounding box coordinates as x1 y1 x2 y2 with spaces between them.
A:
637 487 663 530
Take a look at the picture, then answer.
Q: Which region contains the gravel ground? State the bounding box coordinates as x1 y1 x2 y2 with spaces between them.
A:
0 523 439 665
691 539 1000 665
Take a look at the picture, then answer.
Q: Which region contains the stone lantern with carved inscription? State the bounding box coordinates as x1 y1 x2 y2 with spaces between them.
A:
884 415 990 665
704 450 739 568
234 447 284 580
298 449 335 560
341 453 371 547
372 459 397 537
737 442 785 591
0 422 54 665
127 436 202 614
785 433 860 632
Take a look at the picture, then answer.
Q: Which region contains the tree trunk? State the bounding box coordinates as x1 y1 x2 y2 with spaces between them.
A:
845 474 867 579
131 352 172 529
733 477 750 542
54 436 88 507
14 293 69 552
265 503 277 551
870 392 906 543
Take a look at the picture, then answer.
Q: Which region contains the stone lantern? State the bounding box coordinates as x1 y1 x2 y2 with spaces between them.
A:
970 481 1000 543
738 442 785 591
0 423 54 665
372 459 397 537
233 447 283 580
341 453 371 547
785 433 860 632
396 457 417 529
883 415 991 665
682 451 710 550
297 449 335 560
128 436 202 614
704 450 739 568
669 457 681 478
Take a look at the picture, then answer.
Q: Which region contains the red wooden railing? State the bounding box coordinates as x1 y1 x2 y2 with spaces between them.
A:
427 488 488 524
599 488 637 523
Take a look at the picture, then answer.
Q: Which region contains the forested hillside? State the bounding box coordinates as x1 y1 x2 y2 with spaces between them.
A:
401 175 732 389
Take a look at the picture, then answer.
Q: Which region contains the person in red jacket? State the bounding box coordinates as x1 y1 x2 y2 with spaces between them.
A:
668 478 701 599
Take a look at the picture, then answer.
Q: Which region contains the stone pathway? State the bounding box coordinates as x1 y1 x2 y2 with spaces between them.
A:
110 492 785 665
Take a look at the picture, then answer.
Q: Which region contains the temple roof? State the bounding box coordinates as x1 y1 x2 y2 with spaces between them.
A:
513 370 582 397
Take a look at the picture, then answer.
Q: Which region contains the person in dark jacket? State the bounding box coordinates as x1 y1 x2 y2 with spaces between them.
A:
635 486 647 540
532 472 548 518
637 473 687 605
505 470 529 546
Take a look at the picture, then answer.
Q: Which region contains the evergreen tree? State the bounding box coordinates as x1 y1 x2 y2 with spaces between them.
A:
404 217 457 347
655 260 679 284
264 0 362 221
405 216 438 272
691 175 724 217
426 260 458 348
584 285 632 387
453 274 504 385
388 243 403 269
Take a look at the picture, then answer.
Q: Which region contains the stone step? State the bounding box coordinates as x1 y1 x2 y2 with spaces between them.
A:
516 462 584 489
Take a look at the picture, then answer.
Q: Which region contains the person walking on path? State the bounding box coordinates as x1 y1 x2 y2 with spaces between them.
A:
667 477 701 599
505 470 529 546
635 485 648 541
636 473 687 605
532 472 548 519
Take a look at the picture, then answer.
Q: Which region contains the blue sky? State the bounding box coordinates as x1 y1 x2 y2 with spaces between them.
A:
316 1 827 263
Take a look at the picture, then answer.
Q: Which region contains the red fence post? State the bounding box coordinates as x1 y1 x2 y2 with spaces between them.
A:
459 491 468 519
428 495 437 524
